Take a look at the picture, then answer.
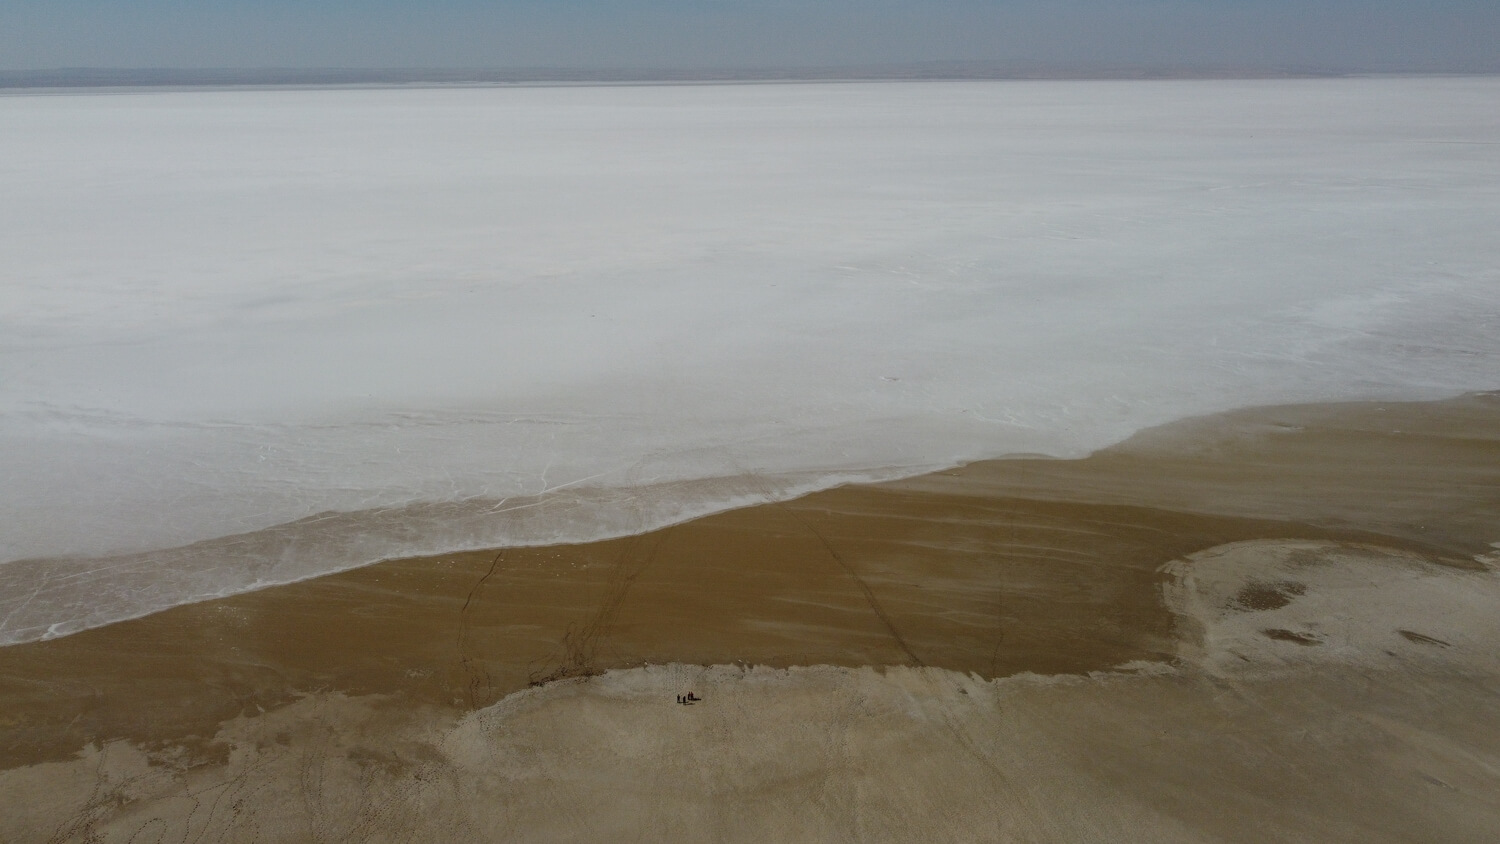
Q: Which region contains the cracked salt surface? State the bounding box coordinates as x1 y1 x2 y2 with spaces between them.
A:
2 77 1499 644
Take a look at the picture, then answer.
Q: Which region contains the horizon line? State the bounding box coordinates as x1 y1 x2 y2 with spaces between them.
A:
2 62 1466 90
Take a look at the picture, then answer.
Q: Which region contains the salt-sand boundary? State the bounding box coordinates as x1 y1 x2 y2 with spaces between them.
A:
1 393 1497 840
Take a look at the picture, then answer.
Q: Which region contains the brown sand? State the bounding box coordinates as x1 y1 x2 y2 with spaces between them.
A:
1 393 1497 841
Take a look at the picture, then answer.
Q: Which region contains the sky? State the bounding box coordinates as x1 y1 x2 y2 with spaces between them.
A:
2 0 1498 73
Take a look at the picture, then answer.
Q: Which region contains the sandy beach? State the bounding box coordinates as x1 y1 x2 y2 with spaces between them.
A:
2 392 1498 841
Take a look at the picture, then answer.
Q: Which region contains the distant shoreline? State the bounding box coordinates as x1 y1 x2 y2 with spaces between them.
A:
0 64 1379 91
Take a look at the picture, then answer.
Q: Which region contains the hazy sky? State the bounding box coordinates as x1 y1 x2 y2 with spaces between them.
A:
2 0 1498 72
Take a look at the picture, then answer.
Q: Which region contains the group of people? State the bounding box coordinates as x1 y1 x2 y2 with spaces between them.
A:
675 692 702 705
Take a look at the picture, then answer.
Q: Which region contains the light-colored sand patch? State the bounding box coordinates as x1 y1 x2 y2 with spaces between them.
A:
7 660 1500 843
1163 539 1500 674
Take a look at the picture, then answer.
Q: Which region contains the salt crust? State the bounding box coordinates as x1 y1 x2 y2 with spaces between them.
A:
4 77 1500 645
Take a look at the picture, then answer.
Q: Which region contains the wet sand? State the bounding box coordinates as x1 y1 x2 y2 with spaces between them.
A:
1 393 1498 841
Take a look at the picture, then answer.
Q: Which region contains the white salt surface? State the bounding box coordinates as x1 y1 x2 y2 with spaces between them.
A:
2 78 1498 643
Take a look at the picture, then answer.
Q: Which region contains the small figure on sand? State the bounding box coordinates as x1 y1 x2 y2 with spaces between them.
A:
676 692 703 705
